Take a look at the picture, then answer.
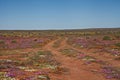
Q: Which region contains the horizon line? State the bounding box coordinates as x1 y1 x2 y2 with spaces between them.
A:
0 27 120 31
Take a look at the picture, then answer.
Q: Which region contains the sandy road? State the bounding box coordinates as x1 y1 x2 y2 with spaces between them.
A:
43 37 107 80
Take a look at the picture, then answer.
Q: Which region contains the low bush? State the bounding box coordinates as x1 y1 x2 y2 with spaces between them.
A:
103 36 111 40
115 43 120 47
0 40 5 44
11 40 17 43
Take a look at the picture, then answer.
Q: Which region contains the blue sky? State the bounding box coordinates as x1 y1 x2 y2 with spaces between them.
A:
0 0 120 30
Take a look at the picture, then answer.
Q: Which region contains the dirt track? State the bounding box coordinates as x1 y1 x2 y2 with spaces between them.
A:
0 37 116 80
43 37 109 80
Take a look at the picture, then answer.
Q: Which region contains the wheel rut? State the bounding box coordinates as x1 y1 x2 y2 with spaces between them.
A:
43 37 107 80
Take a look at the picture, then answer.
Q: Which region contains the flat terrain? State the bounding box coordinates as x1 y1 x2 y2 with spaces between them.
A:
0 28 120 80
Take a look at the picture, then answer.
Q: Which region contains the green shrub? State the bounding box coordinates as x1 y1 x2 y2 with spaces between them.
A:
11 40 17 43
37 51 51 55
0 40 5 44
115 43 120 47
103 36 111 40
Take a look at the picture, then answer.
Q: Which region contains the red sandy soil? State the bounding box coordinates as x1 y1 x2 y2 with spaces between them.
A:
0 37 117 80
42 37 114 80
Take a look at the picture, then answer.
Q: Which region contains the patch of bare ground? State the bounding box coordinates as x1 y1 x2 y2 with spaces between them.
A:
43 37 109 80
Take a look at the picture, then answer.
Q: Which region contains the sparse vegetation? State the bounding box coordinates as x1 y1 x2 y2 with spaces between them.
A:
103 36 112 40
11 40 17 43
0 28 120 80
115 43 120 47
0 40 5 44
